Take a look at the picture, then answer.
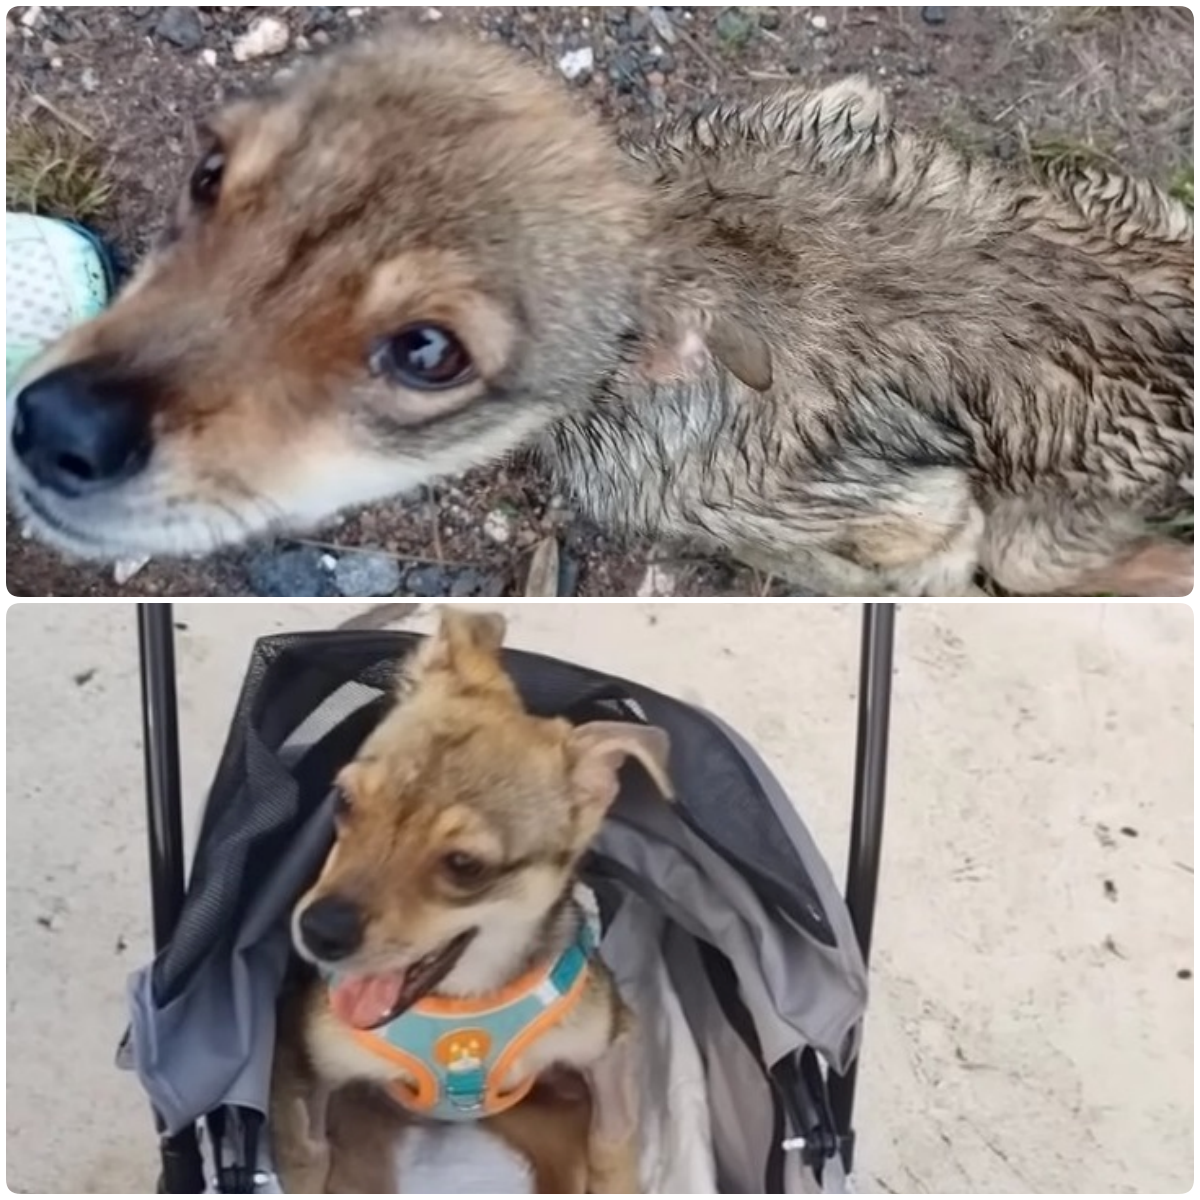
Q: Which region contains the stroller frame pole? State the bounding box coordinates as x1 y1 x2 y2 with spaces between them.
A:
137 603 206 1193
826 602 897 1170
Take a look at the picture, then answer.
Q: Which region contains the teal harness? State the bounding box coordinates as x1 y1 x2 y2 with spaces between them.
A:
332 909 599 1122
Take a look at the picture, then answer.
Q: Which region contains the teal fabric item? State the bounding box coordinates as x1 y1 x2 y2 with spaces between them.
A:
340 909 598 1123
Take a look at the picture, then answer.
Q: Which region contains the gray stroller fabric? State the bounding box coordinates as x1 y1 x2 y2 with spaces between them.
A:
124 632 868 1193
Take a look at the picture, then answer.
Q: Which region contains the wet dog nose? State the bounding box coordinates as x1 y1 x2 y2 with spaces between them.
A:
298 896 364 962
11 362 151 498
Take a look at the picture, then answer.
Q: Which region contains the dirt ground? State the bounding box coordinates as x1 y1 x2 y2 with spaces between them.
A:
5 601 1194 1192
5 5 1194 597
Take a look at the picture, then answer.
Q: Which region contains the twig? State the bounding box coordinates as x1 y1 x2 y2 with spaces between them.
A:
29 94 95 141
746 70 793 82
289 536 486 572
673 21 726 79
424 486 445 563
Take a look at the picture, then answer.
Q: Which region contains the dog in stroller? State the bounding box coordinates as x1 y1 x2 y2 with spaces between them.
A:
124 605 883 1194
271 609 672 1192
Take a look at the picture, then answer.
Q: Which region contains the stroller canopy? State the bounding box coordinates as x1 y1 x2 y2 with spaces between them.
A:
126 630 869 1193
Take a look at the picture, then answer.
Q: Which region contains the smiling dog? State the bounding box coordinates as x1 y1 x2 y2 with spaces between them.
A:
8 27 1192 595
270 609 672 1192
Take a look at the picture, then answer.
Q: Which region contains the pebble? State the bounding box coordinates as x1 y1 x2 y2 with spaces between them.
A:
483 508 515 545
810 14 829 32
403 565 455 597
232 16 291 63
608 50 643 94
448 568 504 598
558 46 594 83
637 564 677 598
80 65 99 91
20 5 41 29
246 547 331 597
715 8 757 49
114 556 151 586
334 552 403 598
921 6 949 25
154 5 204 51
647 6 678 45
199 47 218 68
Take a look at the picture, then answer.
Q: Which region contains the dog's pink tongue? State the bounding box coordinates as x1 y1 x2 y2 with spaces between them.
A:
329 973 406 1030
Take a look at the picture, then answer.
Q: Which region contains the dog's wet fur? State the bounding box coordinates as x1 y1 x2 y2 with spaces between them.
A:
272 610 669 1192
8 26 1192 595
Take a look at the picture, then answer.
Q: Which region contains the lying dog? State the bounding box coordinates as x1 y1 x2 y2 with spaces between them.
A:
271 609 672 1192
8 27 1192 595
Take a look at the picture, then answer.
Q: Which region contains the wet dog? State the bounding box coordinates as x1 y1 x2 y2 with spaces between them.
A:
270 609 672 1192
8 27 1192 595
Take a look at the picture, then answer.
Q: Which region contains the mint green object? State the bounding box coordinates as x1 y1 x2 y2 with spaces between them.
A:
5 212 114 392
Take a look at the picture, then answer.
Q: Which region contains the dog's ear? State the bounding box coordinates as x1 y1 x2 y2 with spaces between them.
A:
567 722 674 828
404 608 512 694
638 257 774 393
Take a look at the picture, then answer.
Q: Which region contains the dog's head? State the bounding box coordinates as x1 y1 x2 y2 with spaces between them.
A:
8 29 662 559
292 609 672 1028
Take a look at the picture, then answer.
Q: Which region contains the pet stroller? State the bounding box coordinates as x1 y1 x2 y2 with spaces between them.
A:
125 603 896 1194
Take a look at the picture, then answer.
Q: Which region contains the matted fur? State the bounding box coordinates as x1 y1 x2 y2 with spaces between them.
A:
8 28 1192 595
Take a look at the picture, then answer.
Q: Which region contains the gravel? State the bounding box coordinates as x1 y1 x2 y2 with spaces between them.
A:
333 552 403 598
153 6 204 51
232 16 290 63
246 547 332 598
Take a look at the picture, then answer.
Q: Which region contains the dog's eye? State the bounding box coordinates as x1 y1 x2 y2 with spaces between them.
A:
190 148 226 207
370 325 476 391
441 851 488 886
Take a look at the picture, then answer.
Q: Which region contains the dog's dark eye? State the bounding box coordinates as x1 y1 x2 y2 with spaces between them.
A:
442 851 488 886
371 325 476 391
190 149 226 207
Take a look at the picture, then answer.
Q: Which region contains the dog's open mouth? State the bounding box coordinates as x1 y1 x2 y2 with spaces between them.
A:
329 930 477 1030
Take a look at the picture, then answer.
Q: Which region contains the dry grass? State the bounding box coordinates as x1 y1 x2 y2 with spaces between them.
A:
5 113 115 221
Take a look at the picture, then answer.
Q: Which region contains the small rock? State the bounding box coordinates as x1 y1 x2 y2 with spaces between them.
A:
716 8 757 49
247 548 331 598
232 16 290 63
80 66 99 91
347 7 365 18
921 6 949 25
403 565 454 597
72 668 96 687
20 5 42 29
483 508 514 545
114 556 151 586
49 55 62 69
646 70 666 89
448 568 504 598
637 564 677 598
608 50 643 93
304 7 338 32
199 47 218 68
154 5 204 50
319 554 338 573
333 552 403 598
759 8 782 31
294 33 311 52
421 7 443 21
647 6 678 44
810 14 829 32
558 46 595 83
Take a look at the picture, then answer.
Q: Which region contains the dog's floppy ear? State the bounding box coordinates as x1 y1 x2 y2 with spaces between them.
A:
567 721 674 826
404 608 512 694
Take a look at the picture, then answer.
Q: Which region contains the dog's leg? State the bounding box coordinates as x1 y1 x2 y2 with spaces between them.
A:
269 1034 333 1193
981 499 1194 596
486 1084 592 1193
583 1021 643 1194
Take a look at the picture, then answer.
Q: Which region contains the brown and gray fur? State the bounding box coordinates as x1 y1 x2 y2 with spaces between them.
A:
273 609 669 1192
8 28 1192 595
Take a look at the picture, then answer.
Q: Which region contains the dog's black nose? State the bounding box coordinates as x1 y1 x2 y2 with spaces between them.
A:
11 362 151 498
298 896 364 962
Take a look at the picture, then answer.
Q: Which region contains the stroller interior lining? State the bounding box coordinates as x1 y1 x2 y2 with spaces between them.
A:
125 631 869 1194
